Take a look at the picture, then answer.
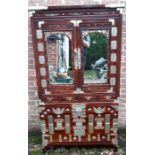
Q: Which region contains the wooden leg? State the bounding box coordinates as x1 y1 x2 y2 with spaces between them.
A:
42 146 51 154
44 147 54 155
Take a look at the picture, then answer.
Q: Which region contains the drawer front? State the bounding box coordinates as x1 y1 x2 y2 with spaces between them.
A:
40 103 118 147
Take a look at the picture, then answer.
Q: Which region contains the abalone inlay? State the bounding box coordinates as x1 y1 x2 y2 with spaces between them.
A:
55 118 64 130
105 114 111 133
39 56 45 64
41 120 47 132
72 104 86 141
109 19 115 25
110 65 116 74
40 68 46 76
36 30 43 39
111 40 117 50
41 80 47 88
48 115 54 134
95 117 104 129
111 27 117 36
88 114 94 133
37 43 44 52
111 53 117 62
110 78 116 86
65 115 70 134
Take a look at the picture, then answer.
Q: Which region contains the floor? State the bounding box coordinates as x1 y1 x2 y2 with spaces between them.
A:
29 128 126 155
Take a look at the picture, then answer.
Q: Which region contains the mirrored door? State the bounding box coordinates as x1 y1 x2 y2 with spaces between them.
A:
77 22 112 87
77 20 120 93
44 31 73 84
33 21 77 94
81 29 109 84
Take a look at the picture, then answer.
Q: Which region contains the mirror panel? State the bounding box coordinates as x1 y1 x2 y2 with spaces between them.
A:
44 32 73 84
82 30 109 84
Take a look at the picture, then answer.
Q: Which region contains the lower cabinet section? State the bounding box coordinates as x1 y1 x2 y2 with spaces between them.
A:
40 102 118 149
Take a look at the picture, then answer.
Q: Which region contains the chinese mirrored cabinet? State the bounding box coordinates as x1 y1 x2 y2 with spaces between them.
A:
31 5 122 153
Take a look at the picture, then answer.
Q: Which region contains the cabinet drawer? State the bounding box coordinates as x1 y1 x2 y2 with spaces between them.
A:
40 103 118 147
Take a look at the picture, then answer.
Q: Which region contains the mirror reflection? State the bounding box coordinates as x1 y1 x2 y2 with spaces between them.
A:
82 30 109 84
45 32 73 84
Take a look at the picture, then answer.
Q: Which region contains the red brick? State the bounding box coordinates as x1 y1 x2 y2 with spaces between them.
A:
119 98 126 103
118 117 126 127
121 62 126 66
29 64 35 69
120 88 126 94
29 104 38 109
28 42 33 47
28 75 37 81
29 110 36 115
119 111 126 117
36 110 40 115
122 32 126 38
29 95 39 100
29 70 36 76
28 81 35 86
121 56 126 62
29 100 37 106
28 58 34 65
29 89 37 94
120 94 126 98
28 115 40 122
28 52 34 58
122 38 126 44
121 67 126 72
120 73 126 78
28 0 126 129
29 86 37 91
122 21 126 25
122 26 126 32
121 78 126 83
121 51 126 56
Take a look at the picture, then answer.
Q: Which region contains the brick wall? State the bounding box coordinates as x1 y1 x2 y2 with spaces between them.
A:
47 40 58 71
28 0 126 131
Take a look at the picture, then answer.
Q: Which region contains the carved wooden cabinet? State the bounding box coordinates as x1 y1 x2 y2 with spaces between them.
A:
31 5 122 153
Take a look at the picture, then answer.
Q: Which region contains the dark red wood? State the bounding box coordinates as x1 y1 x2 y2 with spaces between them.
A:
30 5 122 153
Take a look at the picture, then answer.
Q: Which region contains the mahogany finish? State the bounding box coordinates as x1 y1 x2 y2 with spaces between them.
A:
31 5 122 153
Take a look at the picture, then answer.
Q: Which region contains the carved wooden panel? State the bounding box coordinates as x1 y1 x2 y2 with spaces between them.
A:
31 5 122 98
40 103 118 147
30 5 122 153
